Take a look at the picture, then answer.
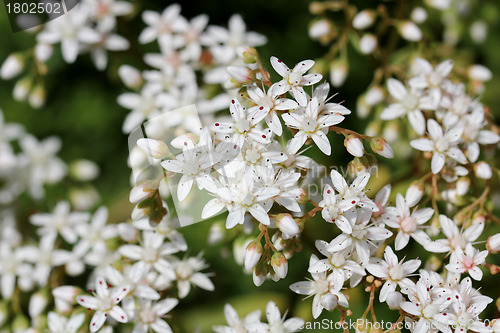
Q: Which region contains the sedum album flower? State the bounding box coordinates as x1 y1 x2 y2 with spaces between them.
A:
171 255 214 299
282 97 344 155
47 312 85 333
410 119 466 174
245 301 305 333
445 243 488 281
381 78 437 135
134 298 178 333
290 255 349 319
382 193 434 251
425 215 484 254
213 303 263 333
365 246 421 302
76 277 130 332
269 56 322 106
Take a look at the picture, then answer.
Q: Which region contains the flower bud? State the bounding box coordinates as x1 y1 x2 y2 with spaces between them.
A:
130 180 158 204
245 240 263 270
359 34 377 54
406 180 424 207
0 53 25 79
227 66 255 85
295 188 308 204
309 19 331 40
271 252 288 279
69 186 99 213
13 76 32 101
137 138 169 159
131 202 151 220
233 237 252 265
276 214 299 239
347 156 370 177
118 64 142 89
425 0 451 10
329 58 348 87
487 234 500 254
369 136 393 158
456 177 470 196
13 313 29 331
28 84 46 109
475 161 492 179
70 159 100 181
386 291 404 310
236 46 258 64
411 7 427 23
365 86 384 106
345 135 364 157
468 65 492 82
252 262 267 287
352 10 375 30
470 21 487 44
398 21 422 41
208 222 225 245
35 43 53 62
29 290 48 319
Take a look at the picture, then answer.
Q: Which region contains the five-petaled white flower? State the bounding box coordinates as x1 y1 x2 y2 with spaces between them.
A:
446 243 488 281
410 119 467 174
365 246 420 302
282 97 344 155
269 56 322 106
76 277 130 332
381 78 438 135
134 298 179 333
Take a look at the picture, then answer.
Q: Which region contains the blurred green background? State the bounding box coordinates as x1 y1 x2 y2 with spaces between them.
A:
1 0 500 331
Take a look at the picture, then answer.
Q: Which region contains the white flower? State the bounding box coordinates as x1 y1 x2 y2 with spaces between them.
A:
172 255 214 298
47 312 85 333
365 246 420 302
290 255 349 319
329 170 379 213
445 243 488 281
382 193 434 250
37 7 100 63
425 215 483 253
161 130 219 201
134 298 178 333
246 85 299 136
381 78 437 135
283 97 344 155
76 277 130 332
409 58 453 93
119 231 178 280
73 207 117 257
210 98 271 148
328 208 392 265
0 242 32 299
105 262 160 301
30 201 90 244
213 303 263 333
308 240 365 290
246 301 305 333
139 4 186 44
410 119 467 174
269 57 322 106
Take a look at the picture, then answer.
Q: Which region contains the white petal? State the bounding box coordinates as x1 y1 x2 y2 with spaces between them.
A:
387 78 407 100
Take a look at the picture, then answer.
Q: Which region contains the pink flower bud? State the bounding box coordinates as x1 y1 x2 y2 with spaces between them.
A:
487 233 500 254
345 135 365 157
475 161 492 179
236 46 258 64
227 66 255 85
244 240 263 270
137 138 169 159
252 262 267 287
129 180 158 204
271 252 288 279
369 136 394 158
276 214 299 239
